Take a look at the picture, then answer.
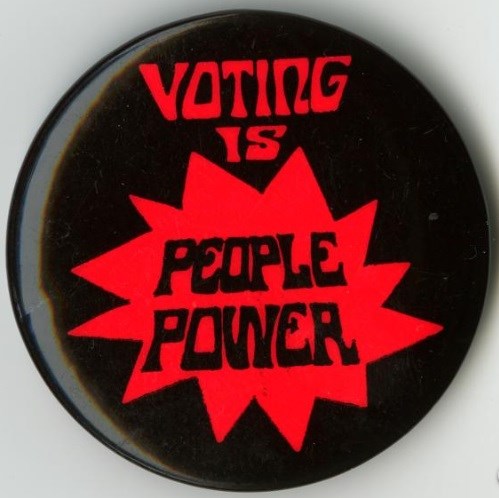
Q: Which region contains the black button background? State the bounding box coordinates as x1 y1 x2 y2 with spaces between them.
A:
8 11 489 491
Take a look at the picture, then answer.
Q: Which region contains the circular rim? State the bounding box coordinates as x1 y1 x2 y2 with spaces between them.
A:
7 9 490 491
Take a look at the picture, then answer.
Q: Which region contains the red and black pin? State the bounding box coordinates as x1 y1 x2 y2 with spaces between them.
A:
8 11 489 491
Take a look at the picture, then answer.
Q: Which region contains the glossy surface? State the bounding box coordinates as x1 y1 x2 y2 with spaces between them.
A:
8 11 489 490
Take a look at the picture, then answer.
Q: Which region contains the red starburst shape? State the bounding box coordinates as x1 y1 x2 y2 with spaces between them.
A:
70 148 442 451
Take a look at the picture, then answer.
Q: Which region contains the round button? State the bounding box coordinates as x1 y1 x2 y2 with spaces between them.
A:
8 10 489 490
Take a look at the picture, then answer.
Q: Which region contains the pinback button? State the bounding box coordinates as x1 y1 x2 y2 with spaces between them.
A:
8 10 489 490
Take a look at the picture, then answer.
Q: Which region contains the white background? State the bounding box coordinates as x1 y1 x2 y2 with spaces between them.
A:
1 0 498 496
